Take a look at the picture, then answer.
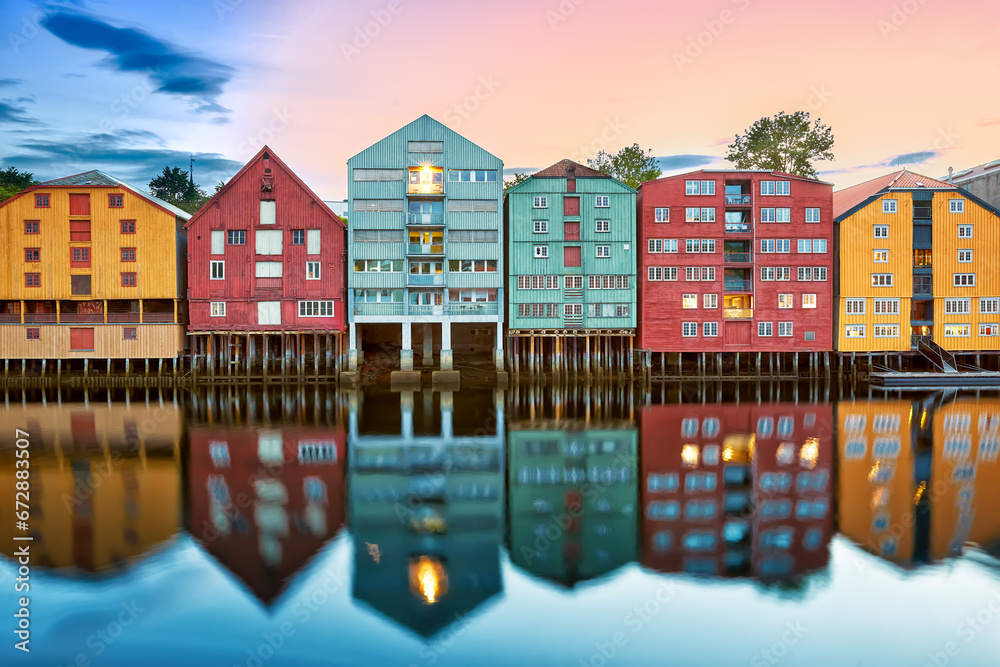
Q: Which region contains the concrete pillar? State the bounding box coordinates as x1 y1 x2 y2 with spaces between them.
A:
440 390 453 439
348 322 359 371
401 390 414 441
493 324 503 370
423 323 434 367
440 321 453 371
400 322 413 371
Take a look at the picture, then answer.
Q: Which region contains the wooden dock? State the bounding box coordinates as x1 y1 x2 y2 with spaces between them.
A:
870 370 1000 388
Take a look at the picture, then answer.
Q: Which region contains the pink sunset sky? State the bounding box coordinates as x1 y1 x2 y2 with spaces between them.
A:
4 0 998 197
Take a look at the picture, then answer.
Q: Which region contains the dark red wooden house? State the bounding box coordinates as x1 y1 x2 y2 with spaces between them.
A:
185 146 347 377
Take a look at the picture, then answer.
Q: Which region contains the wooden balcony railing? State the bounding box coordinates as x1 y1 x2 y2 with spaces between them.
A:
255 277 282 290
724 308 754 320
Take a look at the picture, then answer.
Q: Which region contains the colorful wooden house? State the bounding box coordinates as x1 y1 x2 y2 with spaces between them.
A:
505 160 637 377
346 115 505 378
0 170 188 374
185 146 347 378
834 170 1000 367
638 170 834 377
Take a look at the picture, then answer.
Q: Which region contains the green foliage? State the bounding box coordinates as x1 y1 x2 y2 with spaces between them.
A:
148 166 210 213
726 111 835 179
587 143 661 189
503 172 529 194
214 180 226 193
0 167 38 202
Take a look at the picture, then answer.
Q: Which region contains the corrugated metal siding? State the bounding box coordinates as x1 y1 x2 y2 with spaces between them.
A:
446 242 499 260
352 273 405 289
353 242 404 260
186 150 347 333
1 324 183 358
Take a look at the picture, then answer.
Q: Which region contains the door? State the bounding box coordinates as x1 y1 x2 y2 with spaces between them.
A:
564 246 582 268
256 230 282 255
69 327 95 351
260 200 276 225
564 222 580 241
69 194 91 215
258 301 281 325
724 321 752 346
563 196 580 216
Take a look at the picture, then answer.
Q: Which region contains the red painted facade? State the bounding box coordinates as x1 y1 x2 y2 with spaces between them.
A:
188 425 346 605
637 170 834 352
640 404 833 580
186 146 347 333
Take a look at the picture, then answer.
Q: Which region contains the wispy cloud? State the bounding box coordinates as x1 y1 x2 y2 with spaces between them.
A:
0 78 23 88
503 167 538 177
977 118 1000 128
41 11 235 115
851 150 940 171
656 154 718 172
0 98 39 125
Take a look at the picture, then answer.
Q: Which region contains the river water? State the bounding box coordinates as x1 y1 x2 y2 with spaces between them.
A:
1 383 998 666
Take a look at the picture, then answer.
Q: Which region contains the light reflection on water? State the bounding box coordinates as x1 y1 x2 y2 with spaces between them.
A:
0 384 998 666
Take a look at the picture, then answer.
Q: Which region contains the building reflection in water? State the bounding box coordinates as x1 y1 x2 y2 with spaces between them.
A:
348 390 505 638
838 395 1000 566
0 390 182 573
640 404 834 582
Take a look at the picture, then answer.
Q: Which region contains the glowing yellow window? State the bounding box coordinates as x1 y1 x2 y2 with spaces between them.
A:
408 166 444 194
682 294 697 309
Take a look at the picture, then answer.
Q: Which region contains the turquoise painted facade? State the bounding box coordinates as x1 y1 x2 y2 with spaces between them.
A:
506 161 637 331
346 115 504 371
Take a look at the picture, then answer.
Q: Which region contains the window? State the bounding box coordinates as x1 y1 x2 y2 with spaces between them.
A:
596 245 610 258
701 208 715 222
845 324 866 338
981 298 1000 314
761 208 776 223
950 199 965 213
701 321 718 337
448 169 497 182
595 220 609 233
299 301 335 317
70 247 90 267
805 208 820 223
353 168 405 181
123 327 137 340
121 219 136 234
953 273 975 287
778 322 793 337
24 220 39 234
517 304 560 318
775 181 790 196
566 304 583 318
259 200 276 225
25 273 40 287
775 208 791 223
70 275 91 295
683 294 698 309
686 180 700 195
595 195 610 207
871 273 893 287
685 207 699 222
587 303 630 318
120 247 136 262
945 298 971 315
958 225 973 238
291 230 305 245
797 239 812 254
778 294 793 309
873 225 889 239
802 294 816 309
688 267 702 281
702 239 716 253
874 249 889 263
874 298 901 315
211 302 226 317
777 267 791 281
655 208 670 223
306 261 321 280
776 239 790 253
873 324 900 338
945 324 971 337
533 196 548 208
761 239 775 253
587 275 629 290
533 220 548 234
812 267 827 281
210 260 225 280
845 299 865 315
108 194 124 208
121 272 136 287
648 239 662 253
761 181 776 196
26 328 39 340
451 260 498 273
664 239 678 253
980 323 999 337
686 239 700 253
958 249 973 263
534 246 548 258
355 259 403 272
701 180 715 195
761 267 775 281
517 275 559 289
34 194 49 208
883 199 898 214
449 230 498 242
663 267 678 281
704 294 718 309
682 322 698 337
648 266 664 281
355 199 405 212
758 321 773 337
407 140 443 153
812 239 827 253
702 267 716 281
24 248 40 262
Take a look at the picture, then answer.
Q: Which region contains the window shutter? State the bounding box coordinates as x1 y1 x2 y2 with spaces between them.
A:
260 200 276 225
255 261 283 278
256 230 283 255
257 301 281 325
307 229 321 255
211 230 224 255
564 246 582 267
69 194 91 215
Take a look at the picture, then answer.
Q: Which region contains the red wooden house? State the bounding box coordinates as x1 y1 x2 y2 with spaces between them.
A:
637 170 834 367
185 146 347 377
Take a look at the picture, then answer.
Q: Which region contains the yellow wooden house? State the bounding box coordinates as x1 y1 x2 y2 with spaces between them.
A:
834 170 1000 359
0 171 189 369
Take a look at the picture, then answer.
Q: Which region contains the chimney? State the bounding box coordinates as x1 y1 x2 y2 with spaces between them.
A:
948 166 954 184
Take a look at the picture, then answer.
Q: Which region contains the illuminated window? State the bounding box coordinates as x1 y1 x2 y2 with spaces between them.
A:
211 302 226 317
682 294 698 309
778 294 793 309
802 294 816 308
655 208 670 222
845 324 866 338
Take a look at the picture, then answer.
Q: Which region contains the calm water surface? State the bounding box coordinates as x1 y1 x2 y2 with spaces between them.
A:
1 383 999 667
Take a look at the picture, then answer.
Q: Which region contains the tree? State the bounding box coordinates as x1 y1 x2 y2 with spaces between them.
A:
725 111 834 179
214 180 226 193
148 166 210 214
587 143 661 189
0 167 38 202
503 172 529 194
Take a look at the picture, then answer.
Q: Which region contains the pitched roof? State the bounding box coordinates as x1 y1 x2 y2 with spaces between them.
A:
833 169 957 219
944 158 1000 185
36 169 191 220
530 159 610 179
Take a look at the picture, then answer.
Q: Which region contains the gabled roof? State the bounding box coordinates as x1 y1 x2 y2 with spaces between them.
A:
834 169 958 219
20 169 191 220
530 159 610 179
944 158 1000 185
185 145 345 230
347 114 501 166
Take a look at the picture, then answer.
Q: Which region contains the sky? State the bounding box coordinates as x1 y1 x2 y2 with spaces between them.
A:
1 0 998 200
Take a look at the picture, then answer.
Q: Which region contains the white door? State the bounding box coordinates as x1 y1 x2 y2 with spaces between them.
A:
256 230 282 255
307 229 321 255
258 301 281 325
255 261 283 277
260 200 276 225
210 230 224 255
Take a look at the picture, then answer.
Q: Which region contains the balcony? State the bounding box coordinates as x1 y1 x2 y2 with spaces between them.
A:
724 308 754 320
725 223 751 234
107 312 140 323
725 195 752 206
913 278 933 296
406 213 445 226
354 302 405 317
0 314 21 323
913 206 932 220
407 243 445 256
408 274 445 287
724 280 753 292
142 312 175 323
409 303 499 316
724 252 753 264
255 277 282 290
23 313 56 324
60 313 103 323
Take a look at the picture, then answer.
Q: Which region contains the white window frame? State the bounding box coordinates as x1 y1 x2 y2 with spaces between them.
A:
703 322 719 337
760 181 776 196
980 298 1000 314
805 208 820 223
845 324 866 339
655 207 670 223
686 181 700 195
950 199 965 213
953 273 976 287
874 298 901 315
758 321 773 337
595 219 610 233
775 181 790 196
682 322 698 337
871 273 893 287
682 294 698 309
595 195 610 208
701 180 716 195
882 199 898 214
761 208 776 223
873 324 900 338
958 249 973 263
980 323 999 337
665 239 678 253
703 293 718 309
210 260 225 280
210 302 226 317
874 225 889 239
776 239 790 253
534 245 548 258
701 207 716 222
797 239 812 254
778 294 793 309
298 301 335 317
306 261 321 280
775 208 791 223
647 266 663 281
533 220 548 234
778 321 793 337
664 267 678 281
761 239 775 253
648 239 663 253
802 294 817 309
874 249 889 263
533 196 547 208
945 298 971 315
958 224 973 238
944 324 971 338
845 298 865 315
813 239 827 253
596 245 611 258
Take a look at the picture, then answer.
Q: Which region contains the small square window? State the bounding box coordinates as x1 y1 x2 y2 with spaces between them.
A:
227 230 246 245
26 328 40 340
534 246 548 258
595 220 609 233
533 196 548 208
24 220 39 234
882 199 898 214
121 220 136 234
121 248 136 262
34 194 50 208
655 208 670 223
25 248 40 262
211 260 225 279
292 229 305 245
108 194 124 208
596 245 610 258
123 327 137 340
306 261 321 280
25 273 40 287
595 195 610 208
121 272 137 287
950 199 965 214
211 302 226 317
534 220 548 233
